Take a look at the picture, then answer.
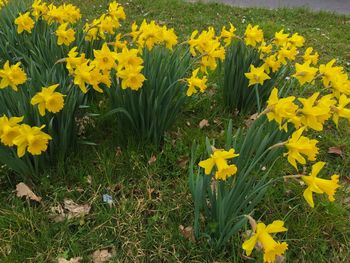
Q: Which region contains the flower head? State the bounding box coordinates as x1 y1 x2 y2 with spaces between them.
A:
220 23 236 47
93 43 118 71
302 162 340 208
13 124 52 157
55 23 75 46
31 84 64 116
242 220 288 263
292 62 318 86
186 68 208 96
198 148 239 180
15 12 35 34
284 127 319 170
245 65 270 87
0 115 23 146
0 61 27 91
244 24 264 47
302 47 318 65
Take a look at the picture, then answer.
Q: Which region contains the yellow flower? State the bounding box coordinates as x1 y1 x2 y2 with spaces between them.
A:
114 33 127 50
244 24 264 47
0 61 27 91
242 220 288 263
15 12 35 34
220 23 236 47
298 93 335 131
13 124 52 157
263 54 281 74
274 29 289 46
302 47 318 65
288 32 305 48
245 65 270 87
186 68 208 96
93 43 118 71
284 127 319 170
161 26 178 50
31 0 48 19
117 66 146 91
115 47 143 71
73 61 95 93
198 148 239 181
278 46 297 64
292 62 318 85
319 59 344 88
108 1 126 20
55 23 75 46
302 162 340 208
266 88 299 131
332 94 350 127
0 115 23 147
0 0 8 9
258 42 272 59
31 84 64 116
66 47 87 74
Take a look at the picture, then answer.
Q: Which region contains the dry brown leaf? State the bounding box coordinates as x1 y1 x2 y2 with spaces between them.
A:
148 155 157 165
179 225 195 242
57 257 82 263
92 248 115 263
115 146 122 157
328 146 343 157
244 112 259 128
16 182 42 202
64 199 91 219
177 155 189 169
199 119 209 129
246 215 257 232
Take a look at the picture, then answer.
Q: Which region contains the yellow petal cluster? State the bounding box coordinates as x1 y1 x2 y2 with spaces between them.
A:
31 84 65 116
302 162 340 208
0 61 27 91
198 148 239 180
242 220 288 263
15 12 35 34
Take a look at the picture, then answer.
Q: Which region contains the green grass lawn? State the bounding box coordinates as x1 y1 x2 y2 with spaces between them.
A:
1 0 350 262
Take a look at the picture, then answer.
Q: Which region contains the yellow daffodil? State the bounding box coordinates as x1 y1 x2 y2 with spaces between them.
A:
298 93 335 131
220 23 236 47
278 46 297 64
115 47 143 71
319 59 344 88
15 12 35 34
244 24 264 47
302 162 340 208
284 127 319 170
73 61 94 93
292 62 318 85
302 47 318 65
108 1 126 20
332 94 350 127
0 115 23 147
13 124 52 157
263 54 281 74
114 33 128 50
117 66 146 91
245 65 270 87
242 220 288 263
66 47 87 74
93 43 118 71
186 68 208 96
258 42 272 59
274 29 289 46
288 32 305 48
0 61 27 91
0 0 8 9
266 88 299 131
31 84 64 116
55 23 75 46
31 0 48 19
198 148 239 180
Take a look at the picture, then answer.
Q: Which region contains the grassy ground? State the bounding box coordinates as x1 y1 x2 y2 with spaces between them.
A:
0 0 350 262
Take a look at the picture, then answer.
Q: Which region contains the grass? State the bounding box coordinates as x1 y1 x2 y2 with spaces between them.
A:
1 0 350 262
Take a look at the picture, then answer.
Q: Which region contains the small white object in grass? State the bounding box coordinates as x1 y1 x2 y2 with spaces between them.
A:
285 76 290 80
242 18 246 23
103 194 113 204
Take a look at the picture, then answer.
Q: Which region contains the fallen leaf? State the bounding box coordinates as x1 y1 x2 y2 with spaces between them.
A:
64 199 91 219
328 146 343 157
199 119 209 129
115 146 122 157
186 121 191 127
92 248 115 263
177 155 189 169
244 113 259 128
179 225 195 242
57 257 82 263
16 182 42 202
148 155 157 165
